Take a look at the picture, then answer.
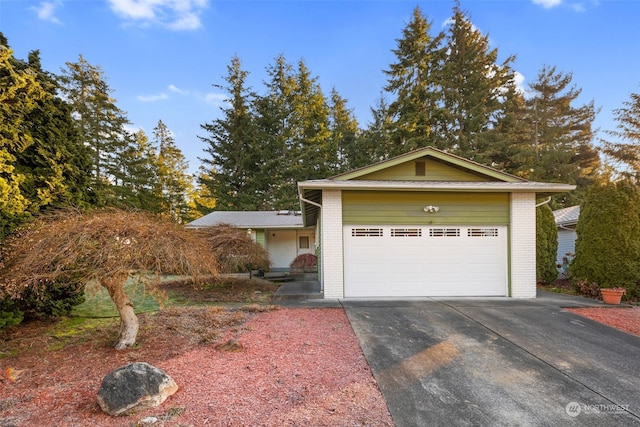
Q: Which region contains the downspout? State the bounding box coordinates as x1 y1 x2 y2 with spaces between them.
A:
535 196 552 207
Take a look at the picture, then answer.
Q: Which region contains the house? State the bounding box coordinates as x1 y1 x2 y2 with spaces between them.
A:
553 205 580 271
187 210 316 271
298 147 575 299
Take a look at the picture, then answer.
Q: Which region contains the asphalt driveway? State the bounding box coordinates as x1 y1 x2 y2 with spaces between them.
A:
342 292 640 426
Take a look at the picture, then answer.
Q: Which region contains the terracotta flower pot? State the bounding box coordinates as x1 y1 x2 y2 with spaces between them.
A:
600 288 625 305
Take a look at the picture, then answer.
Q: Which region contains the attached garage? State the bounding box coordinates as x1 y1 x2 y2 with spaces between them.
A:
343 225 507 297
298 147 575 299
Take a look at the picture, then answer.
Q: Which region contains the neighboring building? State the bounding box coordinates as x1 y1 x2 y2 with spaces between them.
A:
298 147 575 299
553 205 580 274
187 210 316 271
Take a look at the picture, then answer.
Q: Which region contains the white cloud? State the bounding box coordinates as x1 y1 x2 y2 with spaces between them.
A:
108 0 209 31
514 71 526 94
204 92 226 104
168 84 188 95
137 92 169 102
30 1 62 24
532 0 563 9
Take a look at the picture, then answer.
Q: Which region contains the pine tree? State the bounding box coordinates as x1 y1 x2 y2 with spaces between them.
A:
200 56 262 210
154 120 192 222
383 6 445 156
17 50 92 212
116 129 162 212
330 88 360 172
357 95 395 167
186 168 217 220
523 65 601 207
437 4 517 164
0 38 46 237
602 84 640 179
58 55 131 206
253 55 300 209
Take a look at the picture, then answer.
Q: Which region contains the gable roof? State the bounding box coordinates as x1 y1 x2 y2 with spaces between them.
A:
186 210 305 229
333 146 525 182
298 146 576 227
553 205 580 227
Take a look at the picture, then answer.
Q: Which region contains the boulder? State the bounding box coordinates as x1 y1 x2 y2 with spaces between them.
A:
97 362 178 416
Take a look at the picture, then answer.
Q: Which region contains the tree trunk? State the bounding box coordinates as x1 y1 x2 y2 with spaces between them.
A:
102 276 138 350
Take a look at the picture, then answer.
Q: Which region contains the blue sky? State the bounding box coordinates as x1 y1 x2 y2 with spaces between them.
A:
1 0 639 175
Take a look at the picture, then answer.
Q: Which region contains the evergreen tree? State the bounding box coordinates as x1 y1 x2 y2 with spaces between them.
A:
330 88 360 172
437 4 517 164
602 84 640 179
186 169 217 220
253 54 298 209
59 55 131 206
522 65 601 207
289 59 333 179
200 55 262 210
485 83 532 172
17 50 92 212
536 204 558 285
383 6 445 156
357 95 395 167
572 181 640 297
116 129 163 212
154 120 192 222
0 38 46 237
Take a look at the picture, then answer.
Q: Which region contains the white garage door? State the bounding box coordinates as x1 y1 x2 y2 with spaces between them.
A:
343 225 508 297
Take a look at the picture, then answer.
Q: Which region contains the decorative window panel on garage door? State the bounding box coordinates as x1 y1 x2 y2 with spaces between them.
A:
342 191 510 226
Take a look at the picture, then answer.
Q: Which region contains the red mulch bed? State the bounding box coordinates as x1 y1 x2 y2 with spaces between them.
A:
1 307 393 426
565 306 640 337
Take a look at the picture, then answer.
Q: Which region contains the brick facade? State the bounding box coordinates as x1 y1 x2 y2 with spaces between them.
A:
320 190 345 298
510 193 537 298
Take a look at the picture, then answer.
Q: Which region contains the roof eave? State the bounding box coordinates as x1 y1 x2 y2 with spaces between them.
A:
298 180 576 193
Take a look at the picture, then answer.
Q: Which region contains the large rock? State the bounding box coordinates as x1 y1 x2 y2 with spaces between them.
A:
97 362 178 416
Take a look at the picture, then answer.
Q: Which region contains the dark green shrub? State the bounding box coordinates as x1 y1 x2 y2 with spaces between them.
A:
571 181 640 298
536 203 559 285
0 296 24 330
19 279 85 319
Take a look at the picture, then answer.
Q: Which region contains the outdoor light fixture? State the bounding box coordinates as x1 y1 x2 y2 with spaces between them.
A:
423 205 440 213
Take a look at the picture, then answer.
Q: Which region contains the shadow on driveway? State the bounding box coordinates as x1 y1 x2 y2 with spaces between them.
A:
342 291 640 426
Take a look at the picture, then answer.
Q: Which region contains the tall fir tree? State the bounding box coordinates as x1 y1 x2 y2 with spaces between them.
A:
0 36 46 238
154 120 192 222
437 3 517 164
358 95 395 167
522 65 601 207
383 6 445 156
253 55 299 209
17 50 92 213
330 88 360 172
58 55 131 206
602 84 640 179
200 55 263 210
116 129 163 212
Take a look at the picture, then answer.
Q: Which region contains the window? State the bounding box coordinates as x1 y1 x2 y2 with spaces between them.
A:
299 236 310 249
351 228 384 237
298 236 309 249
468 228 499 237
391 228 422 237
415 161 426 176
429 228 460 237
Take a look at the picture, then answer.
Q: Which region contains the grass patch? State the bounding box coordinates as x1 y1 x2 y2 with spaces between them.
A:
71 278 173 318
